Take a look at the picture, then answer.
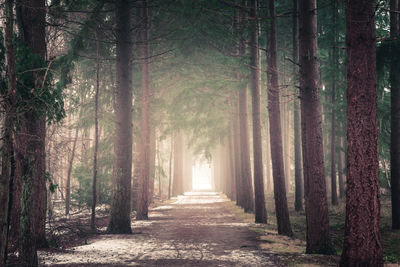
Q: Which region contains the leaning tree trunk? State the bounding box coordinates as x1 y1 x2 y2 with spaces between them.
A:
266 0 293 236
137 0 151 220
298 0 335 255
340 0 383 265
1 0 16 264
107 0 133 234
390 0 400 230
249 0 267 223
292 0 303 212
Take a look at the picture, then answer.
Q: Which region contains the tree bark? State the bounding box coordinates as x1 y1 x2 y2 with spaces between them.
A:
298 0 335 254
168 135 173 199
137 0 151 220
228 121 236 201
66 126 79 215
390 0 400 230
107 0 133 234
234 93 243 205
337 131 344 199
249 0 267 223
1 0 16 264
172 132 183 197
340 0 383 265
238 86 254 213
91 29 100 231
266 0 293 236
292 0 303 212
237 3 254 213
330 0 338 206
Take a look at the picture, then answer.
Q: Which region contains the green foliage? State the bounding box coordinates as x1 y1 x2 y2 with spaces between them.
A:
71 164 111 208
13 37 65 123
45 172 59 194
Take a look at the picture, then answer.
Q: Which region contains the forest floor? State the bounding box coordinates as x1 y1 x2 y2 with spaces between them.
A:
39 192 280 266
34 192 400 266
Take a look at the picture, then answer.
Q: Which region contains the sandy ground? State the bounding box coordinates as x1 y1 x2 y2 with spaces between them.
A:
38 192 281 266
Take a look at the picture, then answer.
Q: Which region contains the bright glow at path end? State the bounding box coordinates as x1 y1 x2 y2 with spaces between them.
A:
192 161 212 190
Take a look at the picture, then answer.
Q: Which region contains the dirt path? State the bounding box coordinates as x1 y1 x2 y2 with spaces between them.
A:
39 192 281 266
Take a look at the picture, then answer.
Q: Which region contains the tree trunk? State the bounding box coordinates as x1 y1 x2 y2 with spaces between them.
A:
107 0 133 234
136 0 151 220
298 0 335 254
183 135 193 193
228 121 236 201
172 132 183 197
238 86 254 213
292 0 303 212
340 0 383 265
91 29 100 231
168 135 173 199
337 131 344 199
14 0 48 263
249 0 267 223
149 129 156 203
330 0 338 206
1 0 16 263
233 10 243 205
66 126 79 215
390 0 400 230
238 3 254 213
266 0 293 236
234 93 243 205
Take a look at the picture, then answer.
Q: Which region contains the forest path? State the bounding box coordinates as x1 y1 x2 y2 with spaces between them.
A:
39 192 282 266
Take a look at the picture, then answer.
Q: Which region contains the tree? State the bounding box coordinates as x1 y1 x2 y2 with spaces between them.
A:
91 28 101 231
340 0 383 265
14 0 50 262
265 0 293 235
1 0 16 264
172 132 183 197
390 0 400 230
330 0 339 206
137 0 151 220
237 3 254 213
298 0 335 254
66 126 79 215
249 0 267 223
107 0 133 234
292 0 303 212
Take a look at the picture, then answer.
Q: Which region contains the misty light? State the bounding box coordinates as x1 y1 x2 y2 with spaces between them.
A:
192 161 212 190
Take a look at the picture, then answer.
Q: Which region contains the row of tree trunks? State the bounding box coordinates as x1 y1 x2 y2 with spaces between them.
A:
340 0 383 265
107 0 133 234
